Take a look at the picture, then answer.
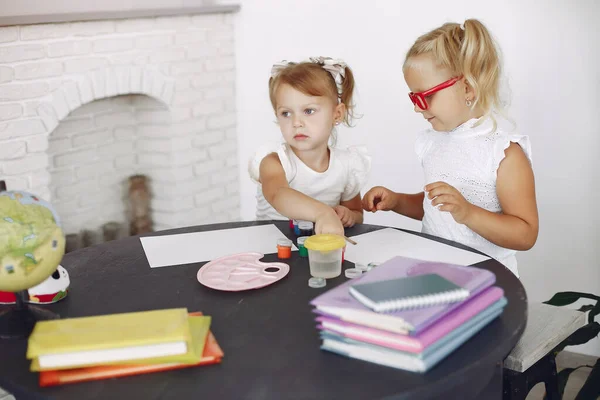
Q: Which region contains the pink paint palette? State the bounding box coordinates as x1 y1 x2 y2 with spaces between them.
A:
197 252 290 291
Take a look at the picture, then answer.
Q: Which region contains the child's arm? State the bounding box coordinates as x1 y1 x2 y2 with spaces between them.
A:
334 195 364 227
362 187 425 220
426 143 538 250
259 154 344 236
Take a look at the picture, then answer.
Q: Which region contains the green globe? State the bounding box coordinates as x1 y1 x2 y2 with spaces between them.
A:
0 191 65 292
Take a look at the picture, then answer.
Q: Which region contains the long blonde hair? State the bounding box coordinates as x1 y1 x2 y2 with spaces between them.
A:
404 19 503 126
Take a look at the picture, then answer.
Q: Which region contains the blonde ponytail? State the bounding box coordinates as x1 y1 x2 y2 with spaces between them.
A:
404 19 503 126
460 19 501 120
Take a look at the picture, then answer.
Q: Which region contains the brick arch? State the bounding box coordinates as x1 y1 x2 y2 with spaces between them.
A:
0 14 238 232
17 65 175 203
36 66 175 135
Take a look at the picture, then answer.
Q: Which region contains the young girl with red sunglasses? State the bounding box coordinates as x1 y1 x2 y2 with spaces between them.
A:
363 19 538 277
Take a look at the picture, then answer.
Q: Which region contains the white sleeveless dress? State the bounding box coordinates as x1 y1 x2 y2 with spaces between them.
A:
248 143 371 221
416 117 532 277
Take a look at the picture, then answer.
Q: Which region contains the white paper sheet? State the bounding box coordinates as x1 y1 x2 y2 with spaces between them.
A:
344 228 490 267
140 224 297 268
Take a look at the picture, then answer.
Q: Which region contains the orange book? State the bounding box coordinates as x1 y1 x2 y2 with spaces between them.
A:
39 313 223 387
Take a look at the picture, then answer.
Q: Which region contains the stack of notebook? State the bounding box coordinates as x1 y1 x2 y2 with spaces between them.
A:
310 256 506 373
26 308 223 387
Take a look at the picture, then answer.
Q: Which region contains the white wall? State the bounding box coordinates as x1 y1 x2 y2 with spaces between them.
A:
231 0 600 356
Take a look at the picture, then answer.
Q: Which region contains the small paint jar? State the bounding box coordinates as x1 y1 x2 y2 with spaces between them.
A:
345 268 362 279
355 263 369 271
304 234 345 279
298 221 314 237
277 238 293 259
293 220 300 235
289 219 294 230
308 277 326 288
297 236 309 258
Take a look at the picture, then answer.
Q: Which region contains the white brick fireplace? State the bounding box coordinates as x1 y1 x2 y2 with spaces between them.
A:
0 6 240 235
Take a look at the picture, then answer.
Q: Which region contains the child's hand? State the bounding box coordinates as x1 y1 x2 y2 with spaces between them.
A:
425 182 474 224
333 205 357 227
362 186 398 212
314 209 345 236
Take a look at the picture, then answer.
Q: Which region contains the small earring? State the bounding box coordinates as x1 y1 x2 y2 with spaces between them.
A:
335 121 340 126
466 99 473 107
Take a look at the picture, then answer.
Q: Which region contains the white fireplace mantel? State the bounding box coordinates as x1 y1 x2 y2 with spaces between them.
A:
0 1 239 27
0 1 241 234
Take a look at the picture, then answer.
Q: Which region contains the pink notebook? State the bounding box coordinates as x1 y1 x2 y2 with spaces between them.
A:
316 286 504 353
310 256 496 335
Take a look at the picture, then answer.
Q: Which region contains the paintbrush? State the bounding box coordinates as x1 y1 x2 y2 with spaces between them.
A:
344 236 357 245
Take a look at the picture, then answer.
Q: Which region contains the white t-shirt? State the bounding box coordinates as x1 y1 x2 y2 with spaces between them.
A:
415 117 532 277
248 143 371 221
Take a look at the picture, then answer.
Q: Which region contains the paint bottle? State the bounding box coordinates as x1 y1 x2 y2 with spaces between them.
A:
298 221 314 237
345 268 362 279
355 263 369 271
297 236 309 258
308 277 326 288
276 238 293 259
292 220 300 235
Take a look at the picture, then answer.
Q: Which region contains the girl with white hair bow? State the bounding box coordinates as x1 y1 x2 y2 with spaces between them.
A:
248 57 370 236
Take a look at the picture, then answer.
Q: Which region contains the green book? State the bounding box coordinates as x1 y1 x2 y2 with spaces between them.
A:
348 273 469 313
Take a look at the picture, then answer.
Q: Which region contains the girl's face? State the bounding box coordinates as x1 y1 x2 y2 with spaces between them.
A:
404 54 474 132
274 84 343 152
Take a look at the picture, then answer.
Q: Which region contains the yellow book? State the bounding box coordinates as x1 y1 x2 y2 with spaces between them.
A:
123 315 211 365
30 315 212 371
27 308 197 371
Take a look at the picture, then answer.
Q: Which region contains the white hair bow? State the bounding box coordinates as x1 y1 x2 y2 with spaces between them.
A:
270 56 347 98
270 60 291 78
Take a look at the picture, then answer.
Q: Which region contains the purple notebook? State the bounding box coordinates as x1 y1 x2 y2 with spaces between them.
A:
310 256 496 335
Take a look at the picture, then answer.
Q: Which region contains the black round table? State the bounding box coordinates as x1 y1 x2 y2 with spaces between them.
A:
0 221 527 400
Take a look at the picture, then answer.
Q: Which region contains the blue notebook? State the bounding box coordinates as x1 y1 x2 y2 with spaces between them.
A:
349 273 470 313
321 297 507 359
320 298 505 373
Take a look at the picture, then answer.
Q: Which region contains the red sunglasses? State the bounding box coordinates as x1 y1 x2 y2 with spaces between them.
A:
408 76 462 110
